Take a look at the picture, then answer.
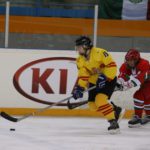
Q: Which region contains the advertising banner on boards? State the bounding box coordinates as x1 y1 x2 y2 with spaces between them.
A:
0 49 149 113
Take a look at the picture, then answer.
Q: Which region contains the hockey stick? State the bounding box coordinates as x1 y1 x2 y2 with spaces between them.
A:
67 96 126 123
0 86 95 123
67 83 123 110
0 96 72 123
67 98 126 122
67 100 88 109
67 85 126 123
67 85 96 109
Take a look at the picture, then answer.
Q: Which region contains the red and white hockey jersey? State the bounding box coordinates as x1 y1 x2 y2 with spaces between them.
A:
118 58 150 86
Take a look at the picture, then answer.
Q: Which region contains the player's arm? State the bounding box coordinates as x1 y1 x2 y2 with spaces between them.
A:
72 57 90 100
118 61 149 91
118 63 131 82
95 50 117 90
116 63 132 91
101 50 117 80
122 61 149 88
135 61 150 84
76 56 90 89
77 67 90 89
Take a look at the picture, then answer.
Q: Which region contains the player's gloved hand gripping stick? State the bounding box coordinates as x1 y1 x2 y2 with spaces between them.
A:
68 74 107 109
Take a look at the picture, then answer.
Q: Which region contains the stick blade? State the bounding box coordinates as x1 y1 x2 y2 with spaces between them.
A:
1 112 18 122
67 100 88 109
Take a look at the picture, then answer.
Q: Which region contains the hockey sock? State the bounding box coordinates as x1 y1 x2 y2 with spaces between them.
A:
144 104 150 116
134 98 144 118
88 102 98 111
95 93 115 120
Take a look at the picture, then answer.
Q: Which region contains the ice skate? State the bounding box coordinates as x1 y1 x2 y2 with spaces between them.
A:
141 115 150 125
128 115 142 128
108 119 120 134
111 102 125 123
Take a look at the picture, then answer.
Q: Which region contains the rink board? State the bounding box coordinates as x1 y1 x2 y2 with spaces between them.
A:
0 108 133 119
0 48 149 119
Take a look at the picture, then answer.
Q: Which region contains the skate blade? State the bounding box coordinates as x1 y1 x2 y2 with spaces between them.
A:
108 129 120 134
128 123 142 128
141 121 150 126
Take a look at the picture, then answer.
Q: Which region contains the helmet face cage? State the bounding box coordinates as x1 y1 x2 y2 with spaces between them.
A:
75 36 93 50
125 49 140 62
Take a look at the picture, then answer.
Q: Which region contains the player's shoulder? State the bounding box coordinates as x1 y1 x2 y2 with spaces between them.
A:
76 55 86 68
137 58 149 69
91 47 110 58
92 47 108 53
120 62 127 70
139 58 149 65
77 55 85 61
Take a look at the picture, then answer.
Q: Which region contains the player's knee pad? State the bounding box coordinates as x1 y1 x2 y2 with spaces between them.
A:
95 93 108 108
88 102 98 111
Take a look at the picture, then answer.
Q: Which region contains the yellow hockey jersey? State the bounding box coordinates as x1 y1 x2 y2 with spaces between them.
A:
76 47 117 88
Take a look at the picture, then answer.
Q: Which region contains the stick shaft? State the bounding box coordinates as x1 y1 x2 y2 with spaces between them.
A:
17 96 73 122
1 86 96 122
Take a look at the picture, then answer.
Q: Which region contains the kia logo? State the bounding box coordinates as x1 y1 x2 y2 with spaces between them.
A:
13 57 81 106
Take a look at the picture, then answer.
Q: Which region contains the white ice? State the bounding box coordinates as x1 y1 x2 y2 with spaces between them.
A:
0 117 149 150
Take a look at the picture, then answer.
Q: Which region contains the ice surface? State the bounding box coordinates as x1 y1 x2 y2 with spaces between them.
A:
0 117 149 150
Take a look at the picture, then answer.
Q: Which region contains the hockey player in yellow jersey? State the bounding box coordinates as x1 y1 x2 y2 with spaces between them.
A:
72 36 121 134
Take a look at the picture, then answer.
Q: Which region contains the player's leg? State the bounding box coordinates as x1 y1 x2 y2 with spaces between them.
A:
95 93 119 132
128 89 144 128
111 101 124 122
88 82 119 134
102 77 123 122
95 78 120 133
88 83 98 111
141 82 150 125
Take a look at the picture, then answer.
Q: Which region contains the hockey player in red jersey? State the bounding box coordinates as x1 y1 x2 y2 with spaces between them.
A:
117 49 150 127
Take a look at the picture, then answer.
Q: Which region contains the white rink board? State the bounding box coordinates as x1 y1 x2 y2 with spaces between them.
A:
0 48 149 109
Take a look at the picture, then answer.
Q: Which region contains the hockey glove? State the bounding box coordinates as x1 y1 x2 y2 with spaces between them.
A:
122 75 140 91
122 80 135 91
115 82 124 91
72 86 84 100
115 78 124 91
96 74 107 90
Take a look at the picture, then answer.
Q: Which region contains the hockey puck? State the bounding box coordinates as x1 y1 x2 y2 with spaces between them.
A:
10 128 15 131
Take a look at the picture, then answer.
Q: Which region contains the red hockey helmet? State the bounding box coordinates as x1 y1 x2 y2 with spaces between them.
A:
125 49 140 61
